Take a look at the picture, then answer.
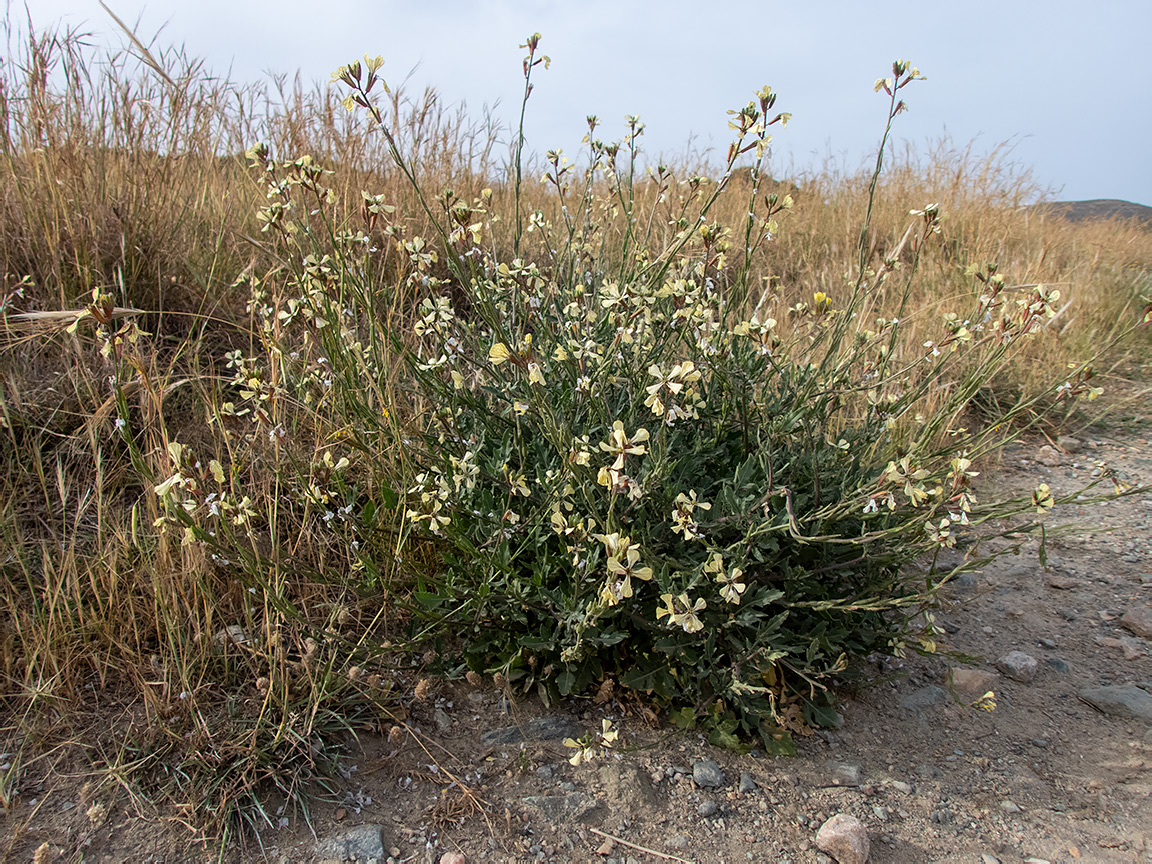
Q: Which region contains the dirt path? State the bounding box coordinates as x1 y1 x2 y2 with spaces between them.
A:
6 430 1152 864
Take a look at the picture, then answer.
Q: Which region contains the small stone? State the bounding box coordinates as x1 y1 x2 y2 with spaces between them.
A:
888 780 912 794
1121 607 1152 638
1039 638 1057 649
999 800 1021 813
981 855 1001 864
1036 445 1062 466
1045 573 1078 590
693 759 725 788
871 805 887 821
1057 436 1082 453
535 765 554 781
1079 685 1152 721
313 824 387 861
1097 635 1145 660
481 717 581 746
739 772 756 794
665 834 690 850
697 799 719 818
950 668 1000 698
434 708 452 733
439 854 467 864
945 573 977 595
1046 658 1070 674
828 761 862 786
900 684 947 715
596 838 614 856
815 813 870 864
996 651 1039 683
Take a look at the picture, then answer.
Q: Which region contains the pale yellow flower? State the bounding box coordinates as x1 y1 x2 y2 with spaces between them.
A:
599 420 649 471
488 342 511 365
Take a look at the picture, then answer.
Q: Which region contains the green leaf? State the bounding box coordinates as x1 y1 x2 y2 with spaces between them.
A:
413 591 444 610
803 701 842 729
708 724 744 752
758 724 796 757
556 669 576 696
670 706 697 730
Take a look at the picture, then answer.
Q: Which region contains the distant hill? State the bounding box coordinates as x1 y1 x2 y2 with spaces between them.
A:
1032 198 1152 225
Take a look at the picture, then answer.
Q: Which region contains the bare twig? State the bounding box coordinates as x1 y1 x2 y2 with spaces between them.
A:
589 827 696 863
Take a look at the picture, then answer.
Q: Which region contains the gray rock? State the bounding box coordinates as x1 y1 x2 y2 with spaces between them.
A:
739 772 756 794
900 684 947 715
693 758 725 788
828 761 862 786
1045 573 1078 590
1046 658 1070 674
999 800 1021 813
434 708 452 733
481 717 581 746
1057 436 1082 453
944 573 977 594
982 855 1001 864
1079 684 1152 722
996 651 1039 683
534 765 554 781
665 834 690 850
815 813 870 864
1120 606 1152 639
313 824 387 861
1036 445 1062 466
915 763 941 779
521 792 600 823
697 799 719 818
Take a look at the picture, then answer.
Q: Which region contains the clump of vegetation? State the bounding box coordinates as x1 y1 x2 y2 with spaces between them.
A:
1 19 1148 839
157 44 1142 754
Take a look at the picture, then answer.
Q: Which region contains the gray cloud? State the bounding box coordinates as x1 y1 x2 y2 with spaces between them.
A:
23 0 1152 203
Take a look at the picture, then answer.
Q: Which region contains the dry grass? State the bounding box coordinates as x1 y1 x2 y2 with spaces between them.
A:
0 18 1148 841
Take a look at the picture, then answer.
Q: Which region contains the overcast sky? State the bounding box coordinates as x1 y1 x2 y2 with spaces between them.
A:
20 0 1152 205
